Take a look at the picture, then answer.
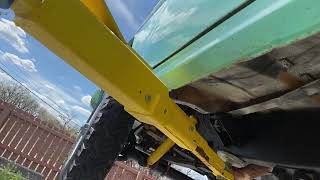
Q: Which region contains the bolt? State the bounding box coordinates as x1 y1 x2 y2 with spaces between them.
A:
279 58 294 69
144 95 152 102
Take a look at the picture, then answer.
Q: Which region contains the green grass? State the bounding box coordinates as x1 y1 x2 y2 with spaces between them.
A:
0 164 24 180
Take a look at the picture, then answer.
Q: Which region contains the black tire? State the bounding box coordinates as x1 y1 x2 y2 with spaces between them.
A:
61 98 135 180
0 0 14 9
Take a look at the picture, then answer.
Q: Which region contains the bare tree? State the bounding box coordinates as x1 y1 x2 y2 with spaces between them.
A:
59 111 77 128
0 81 79 136
0 82 40 115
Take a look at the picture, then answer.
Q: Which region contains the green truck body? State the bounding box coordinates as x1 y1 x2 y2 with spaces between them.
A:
133 0 320 90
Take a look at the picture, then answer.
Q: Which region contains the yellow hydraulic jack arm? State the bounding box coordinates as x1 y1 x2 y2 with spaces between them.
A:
11 0 233 179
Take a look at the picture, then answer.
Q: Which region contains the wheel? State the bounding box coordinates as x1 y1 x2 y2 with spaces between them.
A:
60 98 135 180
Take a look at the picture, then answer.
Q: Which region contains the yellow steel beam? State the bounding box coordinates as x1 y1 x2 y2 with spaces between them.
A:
147 138 175 166
80 0 124 41
11 0 233 179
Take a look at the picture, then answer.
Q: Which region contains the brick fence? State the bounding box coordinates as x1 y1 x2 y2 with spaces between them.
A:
0 101 155 180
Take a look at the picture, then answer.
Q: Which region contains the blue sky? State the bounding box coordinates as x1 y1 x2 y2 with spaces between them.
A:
0 0 158 126
107 0 159 41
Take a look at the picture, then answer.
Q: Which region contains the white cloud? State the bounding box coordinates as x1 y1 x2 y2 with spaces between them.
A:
0 71 12 82
72 105 91 117
31 78 83 107
26 80 88 126
18 75 85 116
106 0 139 29
45 84 54 90
134 3 197 44
57 100 65 105
81 95 92 107
73 85 82 91
0 53 90 124
0 18 29 53
0 52 37 72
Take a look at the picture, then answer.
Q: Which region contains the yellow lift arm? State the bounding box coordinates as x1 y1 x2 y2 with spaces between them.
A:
11 0 233 179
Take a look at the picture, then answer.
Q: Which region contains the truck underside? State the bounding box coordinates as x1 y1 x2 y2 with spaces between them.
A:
165 32 320 174
118 31 320 176
5 0 320 179
171 33 320 116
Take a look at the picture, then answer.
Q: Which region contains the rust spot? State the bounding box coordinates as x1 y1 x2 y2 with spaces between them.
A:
196 146 209 161
170 85 237 112
310 94 320 105
278 72 304 89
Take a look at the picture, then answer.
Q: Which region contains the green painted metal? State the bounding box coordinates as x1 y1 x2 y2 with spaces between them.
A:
132 0 248 67
149 0 320 90
90 89 104 109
